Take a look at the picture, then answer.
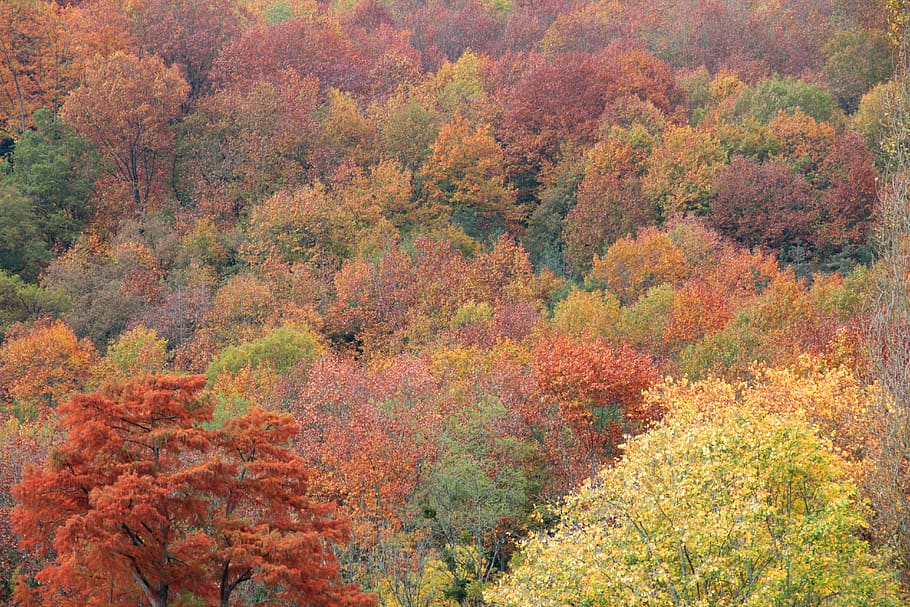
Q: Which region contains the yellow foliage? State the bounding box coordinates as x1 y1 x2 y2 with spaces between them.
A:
488 368 899 607
0 320 98 412
551 288 621 340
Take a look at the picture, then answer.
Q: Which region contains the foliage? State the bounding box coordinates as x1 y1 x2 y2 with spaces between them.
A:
206 323 324 381
729 77 839 125
587 227 689 305
0 269 68 336
488 378 900 607
642 124 727 216
420 112 521 240
60 51 189 212
91 325 170 385
12 375 376 607
8 108 97 251
0 319 97 416
0 0 73 136
0 182 50 281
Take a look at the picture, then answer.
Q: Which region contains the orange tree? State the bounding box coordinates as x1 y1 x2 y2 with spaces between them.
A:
12 375 374 607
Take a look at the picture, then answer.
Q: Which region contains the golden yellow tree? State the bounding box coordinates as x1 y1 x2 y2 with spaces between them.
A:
488 371 899 607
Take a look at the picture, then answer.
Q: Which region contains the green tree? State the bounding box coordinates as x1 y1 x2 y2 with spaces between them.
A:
0 269 68 336
9 108 97 249
729 77 839 125
416 398 538 603
206 324 324 382
0 181 48 281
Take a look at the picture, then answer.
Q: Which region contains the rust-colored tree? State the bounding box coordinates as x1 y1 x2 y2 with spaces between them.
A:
0 0 73 136
534 335 661 483
12 375 375 607
60 51 189 215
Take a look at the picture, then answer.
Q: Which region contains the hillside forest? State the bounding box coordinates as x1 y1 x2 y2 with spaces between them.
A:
1 0 910 605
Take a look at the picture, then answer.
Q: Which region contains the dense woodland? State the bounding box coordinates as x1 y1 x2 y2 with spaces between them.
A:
1 0 910 605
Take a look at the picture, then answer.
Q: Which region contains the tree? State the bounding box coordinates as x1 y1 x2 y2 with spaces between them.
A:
9 108 97 251
586 226 690 305
822 29 892 112
0 418 50 606
288 354 442 607
866 35 910 580
12 375 376 607
0 182 49 281
241 182 393 270
642 124 727 217
176 72 319 212
91 326 170 385
420 112 522 240
0 0 73 136
0 270 68 337
562 138 655 275
728 76 839 125
534 335 660 481
550 288 621 341
60 51 189 214
708 157 814 254
487 377 901 607
130 0 247 99
0 319 97 415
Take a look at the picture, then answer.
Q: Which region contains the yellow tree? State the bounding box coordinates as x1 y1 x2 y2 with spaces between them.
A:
488 372 900 607
586 226 690 305
642 124 727 217
0 319 97 415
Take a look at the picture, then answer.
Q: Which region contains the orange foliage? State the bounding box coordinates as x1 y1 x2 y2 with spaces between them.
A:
60 51 189 213
587 226 690 304
13 375 374 607
0 0 73 136
535 335 661 482
0 320 97 413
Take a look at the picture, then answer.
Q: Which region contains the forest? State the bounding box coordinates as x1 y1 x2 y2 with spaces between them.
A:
0 0 909 605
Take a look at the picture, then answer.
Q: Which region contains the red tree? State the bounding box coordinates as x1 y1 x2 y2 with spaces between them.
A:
534 335 661 482
708 157 815 253
12 375 374 607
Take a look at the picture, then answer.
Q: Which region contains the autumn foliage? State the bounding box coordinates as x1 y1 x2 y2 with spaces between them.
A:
0 0 902 602
12 375 374 607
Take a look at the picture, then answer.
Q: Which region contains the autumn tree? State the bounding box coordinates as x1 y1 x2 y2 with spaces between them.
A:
130 0 247 98
90 325 170 385
0 319 97 415
586 226 690 305
420 112 522 240
241 182 394 270
0 0 73 136
176 72 319 212
487 378 901 607
708 157 814 254
13 374 375 607
0 418 50 606
550 287 621 341
60 51 189 214
562 137 656 275
534 334 660 482
500 44 680 179
822 28 892 112
642 124 727 217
